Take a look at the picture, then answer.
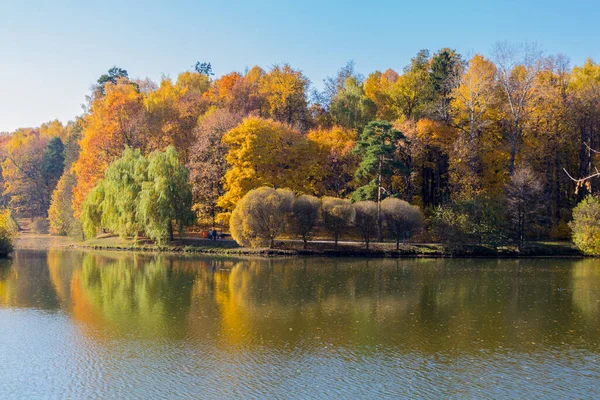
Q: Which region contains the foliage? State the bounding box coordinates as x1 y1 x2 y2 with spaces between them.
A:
431 197 507 251
0 209 16 255
321 197 355 246
81 147 194 243
138 147 195 244
380 197 424 249
290 194 321 248
48 172 82 237
230 187 294 248
218 117 320 211
570 195 600 255
353 201 378 249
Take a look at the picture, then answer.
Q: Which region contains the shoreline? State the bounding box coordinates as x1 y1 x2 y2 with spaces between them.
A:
13 233 585 259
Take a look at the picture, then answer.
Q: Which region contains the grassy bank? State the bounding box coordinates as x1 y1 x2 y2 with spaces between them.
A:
13 232 582 258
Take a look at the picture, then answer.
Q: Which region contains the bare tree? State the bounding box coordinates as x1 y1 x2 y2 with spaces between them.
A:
321 197 355 247
381 198 424 250
506 166 544 250
354 201 378 249
290 194 320 249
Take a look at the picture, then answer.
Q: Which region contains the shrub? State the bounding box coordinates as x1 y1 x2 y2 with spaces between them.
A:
381 197 424 249
321 197 355 247
570 195 600 255
354 201 378 249
431 197 506 252
0 209 16 255
230 187 294 248
32 217 50 234
290 194 320 249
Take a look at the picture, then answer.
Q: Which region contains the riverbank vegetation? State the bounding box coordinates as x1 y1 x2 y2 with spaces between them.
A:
3 45 600 255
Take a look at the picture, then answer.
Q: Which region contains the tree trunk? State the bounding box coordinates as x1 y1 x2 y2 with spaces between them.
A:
303 238 308 250
168 221 174 242
377 156 383 242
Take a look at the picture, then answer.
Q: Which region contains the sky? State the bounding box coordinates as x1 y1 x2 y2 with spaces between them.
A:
1 0 599 132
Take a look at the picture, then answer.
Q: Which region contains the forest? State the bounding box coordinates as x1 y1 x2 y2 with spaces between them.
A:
2 44 600 252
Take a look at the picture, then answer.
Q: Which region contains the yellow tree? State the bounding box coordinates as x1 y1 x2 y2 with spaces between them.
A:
259 64 309 128
363 69 399 120
72 79 149 216
451 54 497 195
217 117 320 212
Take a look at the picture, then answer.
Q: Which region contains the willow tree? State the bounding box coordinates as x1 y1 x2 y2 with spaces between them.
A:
352 120 406 241
138 146 195 244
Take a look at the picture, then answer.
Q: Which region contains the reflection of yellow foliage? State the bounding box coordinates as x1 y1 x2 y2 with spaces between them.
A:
571 261 600 322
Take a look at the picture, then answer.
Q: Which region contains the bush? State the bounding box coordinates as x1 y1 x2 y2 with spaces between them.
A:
0 209 16 255
570 195 600 255
381 197 424 249
230 187 294 248
290 194 320 249
32 217 50 234
354 201 378 249
431 197 506 251
321 197 355 247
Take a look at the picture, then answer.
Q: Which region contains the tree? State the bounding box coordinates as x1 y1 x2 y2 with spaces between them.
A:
353 120 406 241
492 42 542 175
96 66 129 94
2 129 52 217
307 126 359 197
48 172 82 238
430 48 463 123
321 197 355 247
506 166 544 250
218 117 321 211
41 137 65 192
194 61 214 77
259 64 310 128
353 201 378 249
381 197 424 250
451 54 497 191
570 195 600 255
329 77 376 131
188 109 243 225
138 146 195 244
72 79 150 216
290 194 320 249
230 187 294 248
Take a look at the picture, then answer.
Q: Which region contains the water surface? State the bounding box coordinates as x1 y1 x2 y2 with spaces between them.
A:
1 250 599 398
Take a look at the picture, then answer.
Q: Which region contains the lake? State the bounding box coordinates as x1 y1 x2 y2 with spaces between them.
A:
0 250 599 399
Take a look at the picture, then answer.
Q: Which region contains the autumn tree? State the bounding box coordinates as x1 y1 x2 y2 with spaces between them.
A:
493 42 542 175
188 109 243 225
259 64 310 129
290 194 320 249
230 187 294 248
353 200 378 249
329 77 376 131
506 166 544 250
72 79 150 216
381 197 424 249
321 197 355 247
218 117 321 211
429 48 463 123
2 129 52 216
41 137 65 192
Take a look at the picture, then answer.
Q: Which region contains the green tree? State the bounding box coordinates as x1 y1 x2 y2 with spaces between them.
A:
139 146 195 244
329 77 376 131
352 120 407 241
41 137 65 191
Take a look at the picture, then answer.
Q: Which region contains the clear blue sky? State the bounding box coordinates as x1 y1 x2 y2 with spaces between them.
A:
1 0 599 132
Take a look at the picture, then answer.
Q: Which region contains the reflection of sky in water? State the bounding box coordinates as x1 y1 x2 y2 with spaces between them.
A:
0 250 599 398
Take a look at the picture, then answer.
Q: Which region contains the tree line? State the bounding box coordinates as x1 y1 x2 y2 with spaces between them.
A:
2 43 600 250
